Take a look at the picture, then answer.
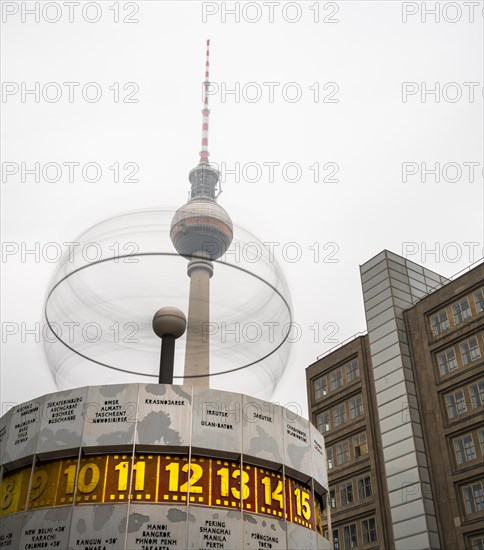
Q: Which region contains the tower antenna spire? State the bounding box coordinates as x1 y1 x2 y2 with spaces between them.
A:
200 38 211 164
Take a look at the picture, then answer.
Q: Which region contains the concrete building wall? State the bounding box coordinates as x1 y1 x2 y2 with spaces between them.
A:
360 250 448 550
307 250 484 550
306 335 394 549
405 264 484 550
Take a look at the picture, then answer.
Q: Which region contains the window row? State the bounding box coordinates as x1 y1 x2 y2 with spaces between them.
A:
470 535 484 550
462 480 484 515
452 428 484 467
316 394 364 434
430 287 484 338
437 333 482 376
332 517 377 549
313 359 360 401
329 473 373 510
445 379 484 419
326 432 368 470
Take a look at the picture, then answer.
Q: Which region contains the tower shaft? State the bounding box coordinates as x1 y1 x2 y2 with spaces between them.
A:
183 255 213 386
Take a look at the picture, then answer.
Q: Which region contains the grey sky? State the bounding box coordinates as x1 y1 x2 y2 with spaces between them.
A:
1 1 483 416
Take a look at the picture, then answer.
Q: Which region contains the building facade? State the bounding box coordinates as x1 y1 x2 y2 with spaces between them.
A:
307 250 484 550
306 334 394 549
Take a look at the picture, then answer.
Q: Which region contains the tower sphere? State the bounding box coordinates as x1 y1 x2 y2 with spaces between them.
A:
152 306 187 339
170 197 233 261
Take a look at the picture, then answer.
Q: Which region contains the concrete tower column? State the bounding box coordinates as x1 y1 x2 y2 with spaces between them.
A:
184 253 214 386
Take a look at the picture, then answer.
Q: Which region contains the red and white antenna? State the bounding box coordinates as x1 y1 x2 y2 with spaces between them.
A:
199 39 211 164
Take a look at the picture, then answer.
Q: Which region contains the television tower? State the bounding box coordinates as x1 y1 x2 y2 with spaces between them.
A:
170 39 233 386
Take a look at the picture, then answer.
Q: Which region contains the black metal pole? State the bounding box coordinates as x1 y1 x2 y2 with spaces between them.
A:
159 334 175 384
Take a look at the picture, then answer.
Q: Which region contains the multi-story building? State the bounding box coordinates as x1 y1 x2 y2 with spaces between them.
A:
306 334 394 549
306 250 484 550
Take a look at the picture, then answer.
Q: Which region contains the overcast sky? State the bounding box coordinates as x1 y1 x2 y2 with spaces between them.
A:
1 1 483 417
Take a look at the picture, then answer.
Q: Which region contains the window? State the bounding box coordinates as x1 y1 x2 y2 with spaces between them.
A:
330 489 337 509
446 390 467 418
358 474 372 499
330 369 343 391
349 394 364 419
316 411 331 433
453 298 471 324
345 359 360 382
479 429 484 455
314 376 327 400
362 517 378 544
463 482 484 514
343 524 358 549
460 336 481 365
431 309 449 336
333 403 347 427
469 380 484 408
327 447 333 469
471 535 484 550
453 434 476 465
437 347 458 376
340 480 354 505
353 432 368 457
336 441 350 466
474 288 484 314
332 529 340 550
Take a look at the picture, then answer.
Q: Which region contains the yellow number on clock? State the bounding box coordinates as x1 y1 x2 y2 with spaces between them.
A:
217 468 250 500
165 462 203 493
261 476 283 507
294 487 311 520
